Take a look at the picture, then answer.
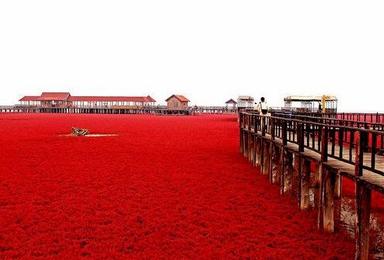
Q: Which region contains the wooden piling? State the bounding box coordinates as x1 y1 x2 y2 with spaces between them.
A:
300 158 311 210
293 154 301 202
355 181 371 260
322 166 336 232
268 142 274 183
262 140 271 175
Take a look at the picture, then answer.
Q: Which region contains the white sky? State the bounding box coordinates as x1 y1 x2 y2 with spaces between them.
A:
0 0 383 112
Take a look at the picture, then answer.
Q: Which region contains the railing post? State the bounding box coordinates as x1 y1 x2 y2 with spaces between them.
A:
321 126 328 162
253 114 258 133
360 123 369 152
338 127 344 157
271 117 275 140
355 131 365 177
282 120 287 146
261 115 266 136
371 133 376 169
297 122 304 152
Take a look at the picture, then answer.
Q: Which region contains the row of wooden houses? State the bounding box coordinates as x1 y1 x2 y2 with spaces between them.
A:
18 92 238 110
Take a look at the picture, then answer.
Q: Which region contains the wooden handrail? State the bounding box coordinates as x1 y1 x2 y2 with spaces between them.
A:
240 112 384 177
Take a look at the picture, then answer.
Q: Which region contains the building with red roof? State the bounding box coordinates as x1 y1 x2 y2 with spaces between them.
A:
165 95 190 110
19 92 156 108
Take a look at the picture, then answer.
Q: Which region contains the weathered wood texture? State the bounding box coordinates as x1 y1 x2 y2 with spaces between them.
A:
240 112 384 260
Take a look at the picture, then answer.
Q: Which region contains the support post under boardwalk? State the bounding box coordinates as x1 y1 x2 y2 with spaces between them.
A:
300 158 311 210
247 131 252 161
245 131 250 158
249 134 255 164
322 166 336 232
280 149 293 194
268 142 274 183
254 136 259 166
272 144 281 184
286 151 293 193
279 147 285 194
260 139 265 172
293 154 301 203
355 182 371 260
256 137 262 168
242 130 247 157
248 132 253 162
313 162 321 210
335 174 342 198
262 140 270 175
252 135 257 167
240 127 243 154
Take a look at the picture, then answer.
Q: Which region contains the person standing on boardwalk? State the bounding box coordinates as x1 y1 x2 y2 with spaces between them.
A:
255 97 268 132
257 97 268 115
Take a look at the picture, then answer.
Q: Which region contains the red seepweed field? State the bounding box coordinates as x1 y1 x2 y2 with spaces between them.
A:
0 113 355 259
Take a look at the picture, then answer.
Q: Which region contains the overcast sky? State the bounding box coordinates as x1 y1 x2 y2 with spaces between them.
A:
0 0 383 111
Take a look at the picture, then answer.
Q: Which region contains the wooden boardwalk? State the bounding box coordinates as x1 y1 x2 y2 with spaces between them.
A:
240 112 384 260
0 105 237 115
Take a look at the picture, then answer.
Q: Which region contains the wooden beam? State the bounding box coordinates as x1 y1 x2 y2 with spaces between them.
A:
355 131 364 177
252 135 257 167
322 166 336 232
244 130 249 158
335 173 342 199
355 182 371 260
281 149 293 194
321 127 328 162
239 123 243 154
294 154 302 204
256 137 262 168
268 142 274 183
260 139 265 172
272 144 281 185
300 158 311 210
248 131 253 162
279 147 285 194
317 158 324 229
286 151 293 193
263 140 271 176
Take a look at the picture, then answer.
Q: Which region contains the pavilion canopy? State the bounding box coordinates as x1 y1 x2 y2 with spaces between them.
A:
284 95 338 102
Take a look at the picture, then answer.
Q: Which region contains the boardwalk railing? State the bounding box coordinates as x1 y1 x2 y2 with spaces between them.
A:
271 110 384 124
272 111 384 131
271 112 384 160
338 112 384 124
240 111 384 259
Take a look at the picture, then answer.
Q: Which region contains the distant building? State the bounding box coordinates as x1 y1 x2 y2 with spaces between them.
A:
19 92 156 108
237 96 254 109
284 95 337 113
165 95 190 110
225 99 237 110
